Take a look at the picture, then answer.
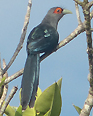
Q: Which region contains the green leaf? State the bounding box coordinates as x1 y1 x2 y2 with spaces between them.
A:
49 83 62 116
37 110 50 116
11 106 18 112
44 110 50 116
73 104 81 114
22 107 36 116
19 88 22 104
37 113 44 116
5 104 15 116
15 105 22 116
57 77 62 91
0 77 6 87
36 87 42 101
35 82 62 115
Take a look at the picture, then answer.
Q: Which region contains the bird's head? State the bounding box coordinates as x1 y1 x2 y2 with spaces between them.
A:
42 7 72 29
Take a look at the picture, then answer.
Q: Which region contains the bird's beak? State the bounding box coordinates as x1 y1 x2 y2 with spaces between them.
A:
63 9 72 15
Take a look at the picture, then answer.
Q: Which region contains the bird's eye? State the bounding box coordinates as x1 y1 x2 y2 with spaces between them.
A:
57 10 60 12
53 7 63 14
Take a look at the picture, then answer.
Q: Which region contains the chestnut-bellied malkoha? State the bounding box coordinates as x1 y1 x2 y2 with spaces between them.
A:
21 7 72 110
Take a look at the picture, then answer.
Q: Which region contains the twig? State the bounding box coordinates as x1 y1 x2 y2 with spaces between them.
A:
0 86 18 115
90 10 93 19
75 0 93 116
83 3 93 82
0 54 2 79
73 0 83 6
75 2 82 25
87 1 93 9
4 68 24 85
91 28 93 32
0 86 8 110
0 59 8 109
79 74 93 116
84 0 88 3
3 59 8 78
0 54 3 99
2 0 32 76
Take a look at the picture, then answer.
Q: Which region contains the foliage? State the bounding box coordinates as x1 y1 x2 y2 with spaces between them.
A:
4 78 62 116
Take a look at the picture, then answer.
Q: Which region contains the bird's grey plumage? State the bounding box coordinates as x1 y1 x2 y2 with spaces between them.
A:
21 7 72 110
21 54 40 109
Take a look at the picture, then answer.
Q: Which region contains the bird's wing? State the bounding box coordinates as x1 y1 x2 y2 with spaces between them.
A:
27 24 59 54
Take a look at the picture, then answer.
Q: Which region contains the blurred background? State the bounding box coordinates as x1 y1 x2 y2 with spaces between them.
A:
0 0 93 115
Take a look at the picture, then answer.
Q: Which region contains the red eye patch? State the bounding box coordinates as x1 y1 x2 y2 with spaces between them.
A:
53 7 63 14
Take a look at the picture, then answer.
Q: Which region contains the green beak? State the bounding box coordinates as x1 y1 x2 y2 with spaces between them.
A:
63 9 72 15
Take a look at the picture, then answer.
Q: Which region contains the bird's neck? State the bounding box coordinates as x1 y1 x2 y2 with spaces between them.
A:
41 15 58 30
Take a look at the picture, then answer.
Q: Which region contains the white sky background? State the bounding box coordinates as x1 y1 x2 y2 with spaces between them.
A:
0 0 93 115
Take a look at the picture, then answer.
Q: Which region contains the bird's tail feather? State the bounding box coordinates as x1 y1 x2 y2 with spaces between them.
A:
21 54 40 110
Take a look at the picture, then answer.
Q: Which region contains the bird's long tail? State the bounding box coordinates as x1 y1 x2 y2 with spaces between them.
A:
21 54 40 110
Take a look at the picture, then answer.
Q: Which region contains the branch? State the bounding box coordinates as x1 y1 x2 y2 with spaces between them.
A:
0 86 18 115
0 86 8 110
84 0 88 3
3 59 8 79
78 0 93 116
91 28 93 32
87 1 93 8
0 55 3 99
4 68 24 85
2 0 32 76
0 59 8 109
73 0 83 6
83 4 93 83
0 54 2 79
75 2 82 25
90 10 93 19
79 74 93 116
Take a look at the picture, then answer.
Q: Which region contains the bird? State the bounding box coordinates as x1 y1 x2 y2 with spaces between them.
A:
21 7 72 110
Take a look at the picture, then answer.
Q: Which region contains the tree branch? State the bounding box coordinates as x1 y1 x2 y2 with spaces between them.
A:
0 54 2 79
87 1 93 8
2 0 32 76
0 59 8 109
91 28 93 32
0 86 18 115
4 68 24 85
77 0 93 115
73 0 83 6
75 2 82 25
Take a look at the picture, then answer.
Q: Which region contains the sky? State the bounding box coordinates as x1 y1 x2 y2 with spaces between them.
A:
0 0 93 116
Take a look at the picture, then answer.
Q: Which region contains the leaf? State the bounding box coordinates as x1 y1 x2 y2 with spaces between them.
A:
19 88 22 104
37 113 44 116
22 107 36 116
35 82 62 116
11 106 18 111
5 104 15 116
49 83 62 116
36 87 42 99
57 77 62 91
15 105 22 116
73 104 81 114
0 77 6 87
37 110 50 116
44 110 50 116
35 83 56 114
